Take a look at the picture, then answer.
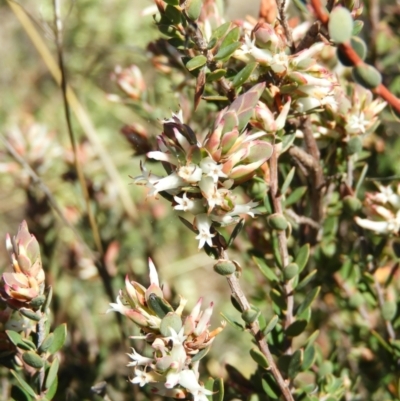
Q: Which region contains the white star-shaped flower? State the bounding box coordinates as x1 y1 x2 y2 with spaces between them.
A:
127 348 154 367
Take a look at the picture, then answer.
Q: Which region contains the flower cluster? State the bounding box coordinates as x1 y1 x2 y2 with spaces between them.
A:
134 84 275 249
107 259 224 399
0 222 45 353
318 84 387 140
355 183 400 235
234 22 338 113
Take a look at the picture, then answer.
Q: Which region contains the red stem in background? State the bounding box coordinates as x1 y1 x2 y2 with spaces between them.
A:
310 0 400 115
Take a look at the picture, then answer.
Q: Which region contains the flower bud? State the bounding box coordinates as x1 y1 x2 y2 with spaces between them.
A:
343 195 362 214
267 213 288 231
241 309 259 324
213 260 236 276
283 263 299 280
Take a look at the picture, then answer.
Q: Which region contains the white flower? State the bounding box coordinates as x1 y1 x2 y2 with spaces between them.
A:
179 370 213 401
178 164 203 183
355 211 400 235
166 327 187 346
346 112 369 134
107 294 129 315
229 201 261 218
127 348 154 367
200 157 227 183
194 214 215 249
174 193 205 214
151 173 186 195
130 368 151 387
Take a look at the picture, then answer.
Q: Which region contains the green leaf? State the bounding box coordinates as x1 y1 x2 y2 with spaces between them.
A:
355 163 368 196
6 331 35 351
148 294 174 318
213 377 224 401
328 7 353 44
10 386 33 401
185 0 203 20
286 319 308 337
337 37 367 66
284 186 307 207
220 312 244 331
296 287 320 316
44 375 58 401
352 20 364 35
163 0 179 6
164 5 182 25
45 357 60 390
39 333 54 354
186 55 207 71
261 374 280 399
214 42 241 61
264 315 279 335
305 330 319 347
160 313 183 336
48 323 67 354
288 349 303 379
382 301 397 321
352 64 382 89
231 62 257 88
280 132 296 154
10 370 37 398
206 69 227 82
253 256 279 282
296 269 317 290
191 346 210 362
250 347 269 369
228 219 245 247
210 22 231 42
302 344 316 370
19 308 41 322
205 377 214 401
271 288 286 310
22 351 44 369
220 26 240 47
295 244 310 273
281 167 295 195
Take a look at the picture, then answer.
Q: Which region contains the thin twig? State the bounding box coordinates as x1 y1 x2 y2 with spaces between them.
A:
269 147 293 339
275 0 293 48
226 273 294 401
52 0 103 256
300 117 324 242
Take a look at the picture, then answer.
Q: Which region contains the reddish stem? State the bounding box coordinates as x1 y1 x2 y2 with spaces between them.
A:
310 0 400 115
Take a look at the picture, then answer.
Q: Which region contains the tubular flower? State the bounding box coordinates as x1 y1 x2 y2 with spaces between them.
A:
107 260 224 399
133 85 270 249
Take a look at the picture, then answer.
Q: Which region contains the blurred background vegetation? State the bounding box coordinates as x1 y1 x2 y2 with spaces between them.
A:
1 0 400 400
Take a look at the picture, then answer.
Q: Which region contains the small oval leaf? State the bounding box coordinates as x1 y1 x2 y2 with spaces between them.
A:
328 7 354 44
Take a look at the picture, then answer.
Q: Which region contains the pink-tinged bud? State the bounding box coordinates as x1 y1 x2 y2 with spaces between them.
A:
125 309 150 327
230 160 267 183
253 21 281 50
125 276 139 306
